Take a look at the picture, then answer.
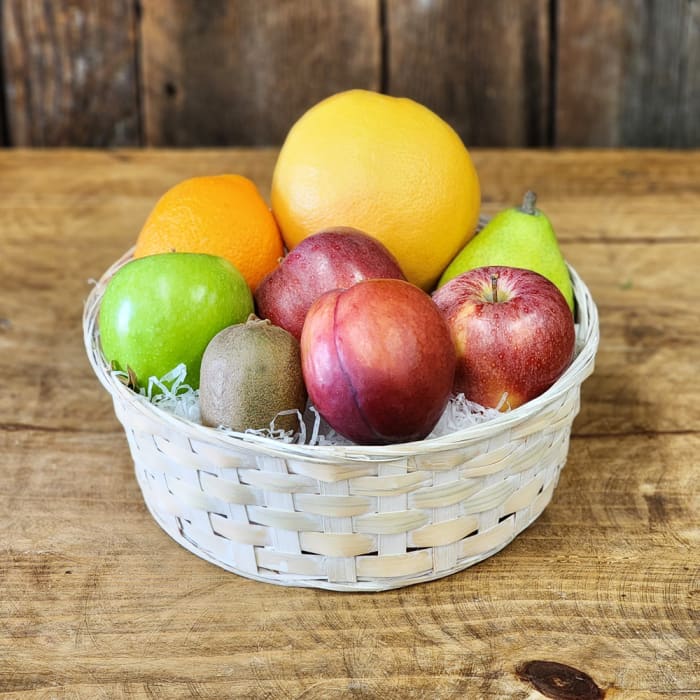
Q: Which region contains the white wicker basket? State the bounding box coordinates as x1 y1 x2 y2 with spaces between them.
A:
83 249 599 591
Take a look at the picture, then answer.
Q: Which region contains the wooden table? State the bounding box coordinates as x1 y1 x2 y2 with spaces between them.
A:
1 149 698 698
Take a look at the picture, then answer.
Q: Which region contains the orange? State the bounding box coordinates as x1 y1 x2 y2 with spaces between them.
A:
271 89 481 291
134 174 283 291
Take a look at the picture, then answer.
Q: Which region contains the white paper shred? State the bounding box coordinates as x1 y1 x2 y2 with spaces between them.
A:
111 363 201 422
116 365 504 446
427 393 503 438
243 409 304 443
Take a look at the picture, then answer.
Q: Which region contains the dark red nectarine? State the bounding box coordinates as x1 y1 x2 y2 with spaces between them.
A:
301 278 456 445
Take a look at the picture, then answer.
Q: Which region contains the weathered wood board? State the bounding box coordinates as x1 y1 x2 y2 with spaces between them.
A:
1 0 140 146
0 149 698 697
139 0 381 146
2 1 699 147
556 0 700 147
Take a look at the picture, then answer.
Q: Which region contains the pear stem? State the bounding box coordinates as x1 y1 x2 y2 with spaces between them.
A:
520 190 538 215
491 273 499 303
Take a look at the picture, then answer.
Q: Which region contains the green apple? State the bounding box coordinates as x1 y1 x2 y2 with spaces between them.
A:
98 252 253 390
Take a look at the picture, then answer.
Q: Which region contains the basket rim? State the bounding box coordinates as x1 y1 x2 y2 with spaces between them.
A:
83 247 599 464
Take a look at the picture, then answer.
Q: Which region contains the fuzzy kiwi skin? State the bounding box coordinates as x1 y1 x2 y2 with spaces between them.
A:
199 316 307 433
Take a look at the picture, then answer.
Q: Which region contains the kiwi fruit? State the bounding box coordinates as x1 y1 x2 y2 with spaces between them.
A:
199 314 307 433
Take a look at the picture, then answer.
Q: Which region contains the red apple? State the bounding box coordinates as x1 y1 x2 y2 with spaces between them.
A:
432 266 575 410
301 278 456 445
254 227 405 340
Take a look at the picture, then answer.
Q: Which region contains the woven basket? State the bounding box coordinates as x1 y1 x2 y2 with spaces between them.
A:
83 249 599 591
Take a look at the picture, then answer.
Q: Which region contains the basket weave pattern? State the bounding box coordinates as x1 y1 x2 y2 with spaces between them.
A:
84 253 598 591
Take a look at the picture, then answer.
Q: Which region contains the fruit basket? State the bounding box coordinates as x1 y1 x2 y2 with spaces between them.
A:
84 249 599 592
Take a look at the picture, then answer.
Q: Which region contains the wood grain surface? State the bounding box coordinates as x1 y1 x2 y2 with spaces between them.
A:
1 150 698 698
386 0 551 146
1 0 140 146
139 0 380 146
2 0 700 147
555 0 700 147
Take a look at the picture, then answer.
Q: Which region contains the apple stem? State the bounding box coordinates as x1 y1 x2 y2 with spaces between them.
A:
520 190 538 215
491 273 499 303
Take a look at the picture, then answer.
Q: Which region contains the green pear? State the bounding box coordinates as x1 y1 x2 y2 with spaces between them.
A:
438 191 574 312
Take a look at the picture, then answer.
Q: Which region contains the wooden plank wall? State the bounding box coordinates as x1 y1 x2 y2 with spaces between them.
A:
1 0 698 148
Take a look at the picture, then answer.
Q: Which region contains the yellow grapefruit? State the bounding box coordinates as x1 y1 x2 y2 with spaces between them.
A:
271 89 481 290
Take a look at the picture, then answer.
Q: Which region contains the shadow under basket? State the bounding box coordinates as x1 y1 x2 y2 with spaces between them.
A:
84 252 599 592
